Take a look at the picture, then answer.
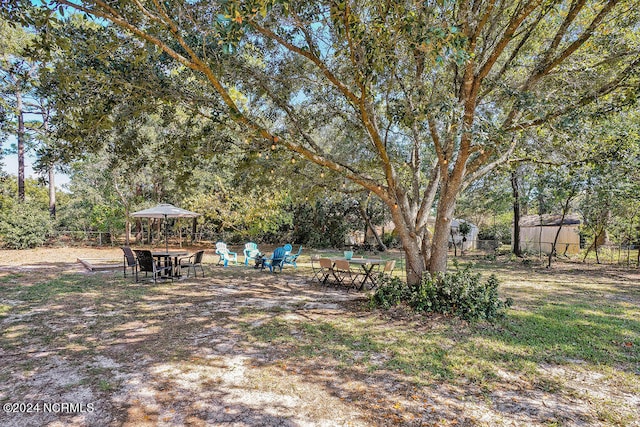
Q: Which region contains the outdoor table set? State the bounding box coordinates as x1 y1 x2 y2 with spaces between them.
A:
122 246 205 283
151 250 189 277
317 255 386 291
124 204 205 282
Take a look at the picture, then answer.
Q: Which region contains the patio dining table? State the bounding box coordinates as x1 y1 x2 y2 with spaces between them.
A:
330 257 385 290
152 251 188 277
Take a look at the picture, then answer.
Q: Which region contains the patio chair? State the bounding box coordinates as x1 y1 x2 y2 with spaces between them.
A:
370 260 396 290
382 259 396 277
178 250 205 278
121 246 137 278
243 242 261 266
215 242 238 267
333 259 361 292
283 244 293 255
318 258 335 286
263 246 286 273
310 255 323 284
134 249 173 283
284 245 302 268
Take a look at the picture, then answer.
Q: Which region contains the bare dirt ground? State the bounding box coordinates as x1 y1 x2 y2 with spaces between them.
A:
0 247 638 426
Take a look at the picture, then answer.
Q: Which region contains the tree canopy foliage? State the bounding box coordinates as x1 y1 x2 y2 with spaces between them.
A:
1 1 639 282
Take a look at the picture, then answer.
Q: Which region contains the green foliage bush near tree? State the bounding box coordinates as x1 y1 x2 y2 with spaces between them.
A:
370 264 512 323
0 176 54 249
183 189 293 243
382 231 400 249
477 219 512 244
290 199 362 248
0 200 52 248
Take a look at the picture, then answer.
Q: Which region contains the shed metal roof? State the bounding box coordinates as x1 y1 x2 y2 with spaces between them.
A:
519 214 581 227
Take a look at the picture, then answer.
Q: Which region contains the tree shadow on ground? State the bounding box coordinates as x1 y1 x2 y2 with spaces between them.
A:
1 262 638 425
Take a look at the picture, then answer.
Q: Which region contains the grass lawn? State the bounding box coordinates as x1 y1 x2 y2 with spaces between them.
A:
0 247 638 426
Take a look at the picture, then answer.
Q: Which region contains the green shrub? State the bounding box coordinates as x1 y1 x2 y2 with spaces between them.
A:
478 222 512 244
370 264 512 322
414 265 513 322
382 231 400 248
290 200 357 248
0 202 52 249
409 276 440 313
368 276 408 309
484 253 497 261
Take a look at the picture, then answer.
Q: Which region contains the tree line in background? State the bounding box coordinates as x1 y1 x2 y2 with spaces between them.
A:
2 129 638 263
0 2 639 279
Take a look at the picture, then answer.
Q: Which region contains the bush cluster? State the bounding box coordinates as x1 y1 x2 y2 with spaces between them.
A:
382 231 401 249
370 264 512 322
478 222 512 244
290 200 360 248
0 202 53 249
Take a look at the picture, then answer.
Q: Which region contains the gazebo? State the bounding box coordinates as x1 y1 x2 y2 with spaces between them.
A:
130 203 200 252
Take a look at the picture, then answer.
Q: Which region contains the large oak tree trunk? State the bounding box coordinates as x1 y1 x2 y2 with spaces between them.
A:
429 210 455 275
389 206 425 286
401 235 425 286
391 197 459 286
428 174 461 275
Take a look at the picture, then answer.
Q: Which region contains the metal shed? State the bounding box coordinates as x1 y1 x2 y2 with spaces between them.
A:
517 214 581 255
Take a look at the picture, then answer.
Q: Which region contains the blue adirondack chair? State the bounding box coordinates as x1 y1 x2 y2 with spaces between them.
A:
284 245 303 268
263 246 286 273
243 242 261 266
215 241 237 267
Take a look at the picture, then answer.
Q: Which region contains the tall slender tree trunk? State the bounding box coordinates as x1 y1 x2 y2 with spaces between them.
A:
135 219 143 243
124 206 130 246
450 228 457 257
48 167 56 218
42 115 56 218
548 221 565 268
582 231 596 262
16 90 25 202
357 203 386 251
583 226 607 264
547 187 576 268
511 170 523 257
